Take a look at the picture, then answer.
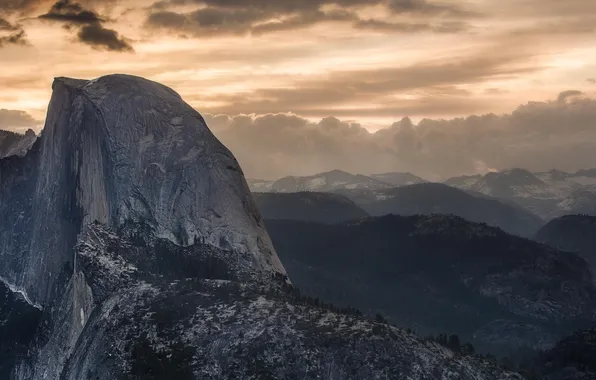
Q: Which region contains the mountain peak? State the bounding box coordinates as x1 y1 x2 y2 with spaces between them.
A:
2 74 286 304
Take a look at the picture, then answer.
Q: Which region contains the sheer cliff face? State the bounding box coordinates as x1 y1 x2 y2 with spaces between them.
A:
0 74 285 305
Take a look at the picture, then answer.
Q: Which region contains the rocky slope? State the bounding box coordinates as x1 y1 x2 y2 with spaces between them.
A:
349 183 544 237
253 192 369 224
0 129 36 158
0 75 521 379
536 215 596 278
521 329 596 380
266 215 596 356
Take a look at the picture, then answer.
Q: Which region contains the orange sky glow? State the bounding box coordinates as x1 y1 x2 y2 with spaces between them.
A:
0 0 594 133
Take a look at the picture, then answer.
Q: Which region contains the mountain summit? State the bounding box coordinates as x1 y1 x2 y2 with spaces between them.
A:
1 75 285 305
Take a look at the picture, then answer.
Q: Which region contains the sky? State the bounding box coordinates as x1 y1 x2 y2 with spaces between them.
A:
1 0 596 179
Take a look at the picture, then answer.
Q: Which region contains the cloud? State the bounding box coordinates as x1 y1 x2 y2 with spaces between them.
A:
0 109 42 132
77 22 134 52
0 18 18 31
0 18 28 48
193 42 542 118
204 93 596 180
38 0 103 24
38 0 133 52
145 0 475 36
387 0 476 17
557 90 583 103
588 78 596 84
0 0 47 14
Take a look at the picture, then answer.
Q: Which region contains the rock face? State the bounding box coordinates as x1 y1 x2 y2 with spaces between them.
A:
265 215 596 356
0 75 522 379
0 280 42 379
253 191 369 224
0 75 284 306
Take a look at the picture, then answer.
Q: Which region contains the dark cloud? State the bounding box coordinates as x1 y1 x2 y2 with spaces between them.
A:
0 18 29 48
146 0 475 36
0 18 19 31
38 0 133 52
39 0 103 24
588 78 596 84
205 94 596 180
0 29 28 47
77 22 133 52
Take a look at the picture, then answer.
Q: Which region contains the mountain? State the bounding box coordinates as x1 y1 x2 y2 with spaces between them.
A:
444 169 596 219
444 174 484 189
522 329 596 380
536 215 596 277
253 192 369 224
555 190 596 216
354 183 544 237
246 178 274 192
536 169 596 189
247 171 426 193
370 172 427 186
470 169 553 199
247 169 392 193
0 75 520 379
0 129 36 158
266 215 596 356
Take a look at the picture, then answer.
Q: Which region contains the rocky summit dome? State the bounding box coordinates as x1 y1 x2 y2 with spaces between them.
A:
0 74 285 306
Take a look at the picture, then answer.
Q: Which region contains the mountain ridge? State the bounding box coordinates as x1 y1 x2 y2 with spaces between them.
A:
265 214 596 356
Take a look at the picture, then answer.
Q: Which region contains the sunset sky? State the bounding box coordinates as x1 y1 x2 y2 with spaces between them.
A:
1 0 596 179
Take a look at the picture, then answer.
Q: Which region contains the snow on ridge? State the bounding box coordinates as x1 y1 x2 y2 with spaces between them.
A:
0 276 43 310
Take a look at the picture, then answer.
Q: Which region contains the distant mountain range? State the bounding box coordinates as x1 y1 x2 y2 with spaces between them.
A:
445 169 596 219
248 170 425 193
249 168 596 221
349 183 544 237
252 183 542 237
266 214 596 357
